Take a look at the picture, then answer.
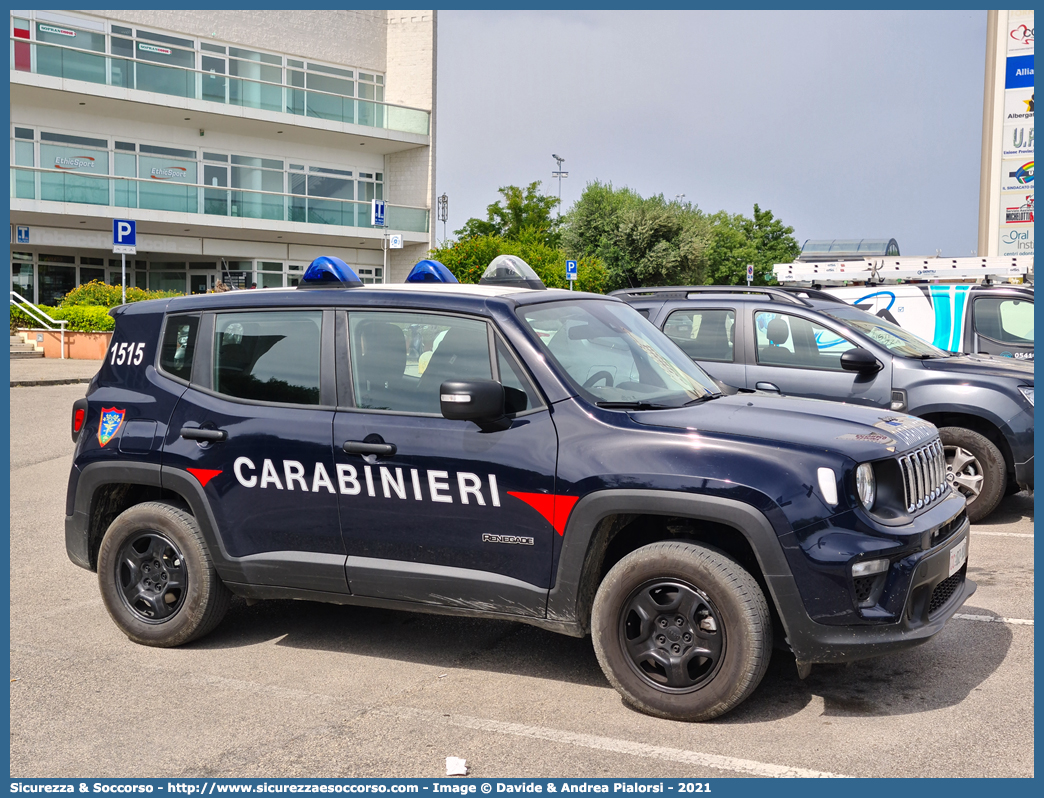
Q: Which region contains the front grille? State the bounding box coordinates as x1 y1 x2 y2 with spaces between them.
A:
928 564 966 616
931 510 967 547
899 439 947 513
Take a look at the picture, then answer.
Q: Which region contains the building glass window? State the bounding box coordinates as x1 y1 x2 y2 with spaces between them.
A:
37 253 77 306
39 141 109 206
80 256 105 286
258 262 284 289
138 146 197 213
11 252 34 302
230 155 284 220
35 21 106 84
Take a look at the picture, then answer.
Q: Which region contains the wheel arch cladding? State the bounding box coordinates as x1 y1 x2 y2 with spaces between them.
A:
547 489 793 635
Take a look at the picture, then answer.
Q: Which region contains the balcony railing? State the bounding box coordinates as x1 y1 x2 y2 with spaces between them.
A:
11 166 430 234
11 38 430 136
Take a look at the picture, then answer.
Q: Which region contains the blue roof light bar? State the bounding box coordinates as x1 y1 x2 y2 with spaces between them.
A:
298 256 363 289
405 259 458 284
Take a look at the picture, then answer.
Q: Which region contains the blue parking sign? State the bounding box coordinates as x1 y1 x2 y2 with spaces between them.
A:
113 219 136 253
566 259 578 280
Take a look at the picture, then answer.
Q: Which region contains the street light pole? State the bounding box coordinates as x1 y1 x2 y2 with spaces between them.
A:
437 193 448 244
551 153 567 218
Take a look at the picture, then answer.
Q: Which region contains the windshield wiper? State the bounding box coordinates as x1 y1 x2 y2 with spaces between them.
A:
596 401 673 410
683 392 724 406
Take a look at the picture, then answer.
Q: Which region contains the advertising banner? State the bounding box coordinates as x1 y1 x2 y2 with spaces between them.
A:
1005 87 1035 122
1000 223 1034 256
1006 10 1034 55
1001 158 1034 192
1003 122 1034 156
1005 54 1034 89
1002 192 1034 225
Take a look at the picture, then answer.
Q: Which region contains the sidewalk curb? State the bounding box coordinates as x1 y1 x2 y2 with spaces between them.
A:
11 378 93 387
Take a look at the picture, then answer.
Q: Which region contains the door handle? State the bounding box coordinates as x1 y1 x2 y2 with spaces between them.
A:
343 440 397 457
180 427 227 442
755 382 780 393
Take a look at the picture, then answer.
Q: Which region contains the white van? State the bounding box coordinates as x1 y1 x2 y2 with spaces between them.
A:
819 283 1033 360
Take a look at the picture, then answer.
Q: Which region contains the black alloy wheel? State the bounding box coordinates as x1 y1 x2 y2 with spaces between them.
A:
591 540 772 721
97 501 231 647
114 531 187 623
620 579 725 692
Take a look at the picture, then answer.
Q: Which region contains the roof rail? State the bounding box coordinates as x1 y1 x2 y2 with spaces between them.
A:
610 285 812 306
773 286 849 304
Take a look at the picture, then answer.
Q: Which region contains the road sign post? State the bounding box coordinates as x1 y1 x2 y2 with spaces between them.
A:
566 259 578 290
113 219 137 304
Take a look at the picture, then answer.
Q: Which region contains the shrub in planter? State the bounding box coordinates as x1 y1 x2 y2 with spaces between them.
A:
60 280 181 308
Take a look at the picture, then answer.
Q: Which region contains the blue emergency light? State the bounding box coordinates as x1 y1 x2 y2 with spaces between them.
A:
405 259 458 284
298 256 363 288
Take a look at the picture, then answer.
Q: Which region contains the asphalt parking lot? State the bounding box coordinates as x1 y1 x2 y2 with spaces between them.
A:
9 381 1034 779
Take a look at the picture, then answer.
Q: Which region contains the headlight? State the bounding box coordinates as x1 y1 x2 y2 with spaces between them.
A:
1019 386 1034 406
855 463 876 510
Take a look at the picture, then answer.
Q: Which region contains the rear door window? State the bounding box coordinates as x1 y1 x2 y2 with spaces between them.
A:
213 310 322 404
664 309 735 362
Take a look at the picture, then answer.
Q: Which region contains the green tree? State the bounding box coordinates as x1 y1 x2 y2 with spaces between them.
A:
562 181 712 290
703 204 801 285
455 181 562 247
429 233 605 294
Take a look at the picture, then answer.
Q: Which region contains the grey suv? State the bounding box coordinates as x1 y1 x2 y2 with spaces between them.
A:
614 286 1034 522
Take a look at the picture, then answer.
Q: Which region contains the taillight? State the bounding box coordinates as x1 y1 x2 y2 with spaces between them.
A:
71 398 88 443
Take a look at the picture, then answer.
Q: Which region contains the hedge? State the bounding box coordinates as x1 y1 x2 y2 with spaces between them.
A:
10 304 114 333
10 280 180 333
60 280 182 308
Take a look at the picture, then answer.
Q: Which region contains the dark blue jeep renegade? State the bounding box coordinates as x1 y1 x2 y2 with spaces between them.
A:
65 256 974 721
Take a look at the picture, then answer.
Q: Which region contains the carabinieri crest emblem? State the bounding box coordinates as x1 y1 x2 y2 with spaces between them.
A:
98 407 126 447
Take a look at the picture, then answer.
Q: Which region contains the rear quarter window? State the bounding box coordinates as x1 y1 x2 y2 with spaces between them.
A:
158 314 200 382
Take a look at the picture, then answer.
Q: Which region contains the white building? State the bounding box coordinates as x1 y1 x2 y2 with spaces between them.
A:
10 9 436 305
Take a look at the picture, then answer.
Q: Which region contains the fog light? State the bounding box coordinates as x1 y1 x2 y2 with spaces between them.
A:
852 558 889 577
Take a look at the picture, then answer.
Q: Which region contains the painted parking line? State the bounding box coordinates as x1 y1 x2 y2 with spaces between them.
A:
973 531 1034 538
387 706 851 778
953 613 1034 626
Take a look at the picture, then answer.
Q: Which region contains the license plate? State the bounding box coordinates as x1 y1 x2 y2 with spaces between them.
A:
948 537 968 577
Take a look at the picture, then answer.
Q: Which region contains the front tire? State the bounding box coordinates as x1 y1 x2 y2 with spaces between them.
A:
591 541 772 721
939 427 1006 523
97 501 231 647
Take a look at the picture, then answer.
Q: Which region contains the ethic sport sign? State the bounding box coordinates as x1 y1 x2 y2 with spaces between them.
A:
566 259 578 280
113 219 136 254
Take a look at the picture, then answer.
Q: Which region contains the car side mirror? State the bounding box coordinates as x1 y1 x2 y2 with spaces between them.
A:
440 379 510 431
840 347 883 374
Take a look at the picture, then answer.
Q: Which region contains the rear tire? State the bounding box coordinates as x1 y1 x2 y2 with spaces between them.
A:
939 427 1006 522
97 501 231 647
591 541 772 721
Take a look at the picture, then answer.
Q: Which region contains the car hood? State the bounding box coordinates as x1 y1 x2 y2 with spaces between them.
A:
918 353 1033 381
628 393 938 460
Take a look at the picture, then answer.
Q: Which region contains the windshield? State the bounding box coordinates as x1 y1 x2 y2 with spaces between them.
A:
519 300 721 407
824 307 951 358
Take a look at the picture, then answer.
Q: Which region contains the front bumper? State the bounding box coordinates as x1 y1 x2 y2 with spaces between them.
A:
770 495 974 664
1015 455 1033 491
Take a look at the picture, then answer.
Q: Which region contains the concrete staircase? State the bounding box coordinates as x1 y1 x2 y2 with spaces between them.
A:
10 333 43 359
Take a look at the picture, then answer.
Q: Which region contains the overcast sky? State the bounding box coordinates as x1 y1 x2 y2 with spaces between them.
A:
435 10 987 257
